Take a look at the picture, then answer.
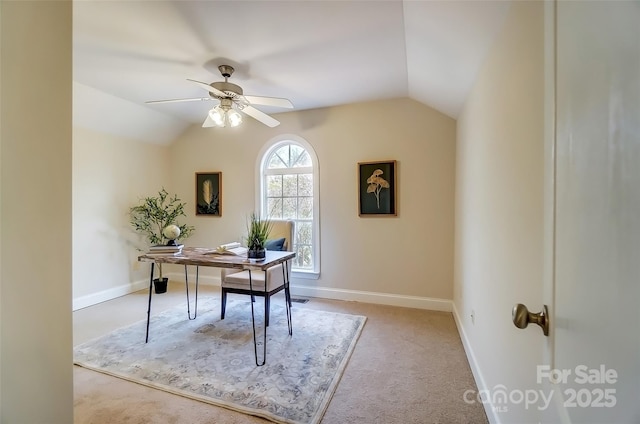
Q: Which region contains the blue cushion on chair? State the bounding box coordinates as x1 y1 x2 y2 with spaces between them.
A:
264 237 286 251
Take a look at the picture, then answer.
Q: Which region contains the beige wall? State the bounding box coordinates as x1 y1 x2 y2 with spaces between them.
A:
70 97 456 310
72 126 171 306
0 1 3 407
170 98 456 304
0 1 73 421
454 2 544 423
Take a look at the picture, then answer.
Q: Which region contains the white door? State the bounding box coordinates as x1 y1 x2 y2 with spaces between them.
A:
542 1 640 422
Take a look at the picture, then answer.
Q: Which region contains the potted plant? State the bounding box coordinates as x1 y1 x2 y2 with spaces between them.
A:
245 212 272 260
129 188 195 293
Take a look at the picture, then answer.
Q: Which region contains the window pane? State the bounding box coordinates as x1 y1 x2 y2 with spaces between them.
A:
267 198 282 218
266 175 282 197
298 197 313 219
294 244 312 269
293 246 304 268
299 174 312 196
297 221 312 244
293 150 312 167
289 145 303 167
283 198 297 219
299 245 313 269
267 155 285 169
282 174 297 197
267 146 289 169
276 145 290 163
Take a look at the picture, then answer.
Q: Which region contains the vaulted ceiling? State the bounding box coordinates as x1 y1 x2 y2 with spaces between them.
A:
73 1 509 143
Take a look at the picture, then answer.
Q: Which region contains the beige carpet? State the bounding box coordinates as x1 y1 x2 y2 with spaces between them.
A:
74 283 488 424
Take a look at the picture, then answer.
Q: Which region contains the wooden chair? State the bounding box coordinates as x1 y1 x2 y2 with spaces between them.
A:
220 220 294 326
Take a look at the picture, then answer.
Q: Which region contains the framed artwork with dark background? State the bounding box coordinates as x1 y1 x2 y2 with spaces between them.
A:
358 160 397 216
196 172 221 216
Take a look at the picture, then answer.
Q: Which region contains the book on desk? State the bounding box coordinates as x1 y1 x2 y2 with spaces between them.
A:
145 244 184 256
143 251 183 257
212 242 248 256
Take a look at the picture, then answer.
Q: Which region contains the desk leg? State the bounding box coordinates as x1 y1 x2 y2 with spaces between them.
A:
248 269 268 366
184 265 199 320
145 262 155 343
282 261 293 336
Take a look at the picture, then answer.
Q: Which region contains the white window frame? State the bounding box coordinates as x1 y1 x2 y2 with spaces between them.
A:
256 134 320 279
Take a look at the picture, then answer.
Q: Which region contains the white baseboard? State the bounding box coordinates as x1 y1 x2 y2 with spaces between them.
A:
452 303 499 424
73 279 149 311
74 275 451 313
165 276 453 312
72 273 221 311
291 285 453 312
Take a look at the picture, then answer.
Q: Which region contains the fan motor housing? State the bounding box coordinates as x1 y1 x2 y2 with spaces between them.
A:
211 81 243 97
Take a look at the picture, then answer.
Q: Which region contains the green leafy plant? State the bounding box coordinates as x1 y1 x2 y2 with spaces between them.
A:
245 212 273 252
130 188 195 245
130 188 195 280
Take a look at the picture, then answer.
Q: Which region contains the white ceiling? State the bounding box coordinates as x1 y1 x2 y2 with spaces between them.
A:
73 0 509 139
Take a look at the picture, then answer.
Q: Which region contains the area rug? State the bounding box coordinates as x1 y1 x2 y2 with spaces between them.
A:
74 298 366 424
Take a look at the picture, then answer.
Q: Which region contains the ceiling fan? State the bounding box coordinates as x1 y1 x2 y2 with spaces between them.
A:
146 65 294 128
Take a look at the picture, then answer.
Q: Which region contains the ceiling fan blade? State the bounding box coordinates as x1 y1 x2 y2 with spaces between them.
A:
187 79 227 98
202 113 215 128
228 93 249 106
146 97 212 104
242 105 280 128
244 95 293 109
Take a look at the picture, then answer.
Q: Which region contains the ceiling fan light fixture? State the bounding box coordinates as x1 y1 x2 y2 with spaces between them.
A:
209 106 226 127
227 109 242 127
208 99 242 128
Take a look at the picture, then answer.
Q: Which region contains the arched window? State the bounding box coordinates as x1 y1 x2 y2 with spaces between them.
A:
258 135 320 278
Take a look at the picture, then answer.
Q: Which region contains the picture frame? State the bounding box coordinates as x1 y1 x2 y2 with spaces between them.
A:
195 172 221 216
358 160 397 216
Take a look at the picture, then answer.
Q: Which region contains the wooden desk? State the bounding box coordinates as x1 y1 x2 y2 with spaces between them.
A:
138 247 295 366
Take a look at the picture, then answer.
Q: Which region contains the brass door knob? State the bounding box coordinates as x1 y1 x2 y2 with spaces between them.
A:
512 304 549 336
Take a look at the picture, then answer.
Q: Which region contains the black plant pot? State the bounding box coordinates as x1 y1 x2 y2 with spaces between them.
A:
154 277 168 294
247 248 266 260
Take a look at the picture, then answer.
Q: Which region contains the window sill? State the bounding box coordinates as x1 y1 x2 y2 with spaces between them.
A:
292 270 320 280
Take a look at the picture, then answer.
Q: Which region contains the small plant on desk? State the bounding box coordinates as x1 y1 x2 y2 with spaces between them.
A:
245 212 272 260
